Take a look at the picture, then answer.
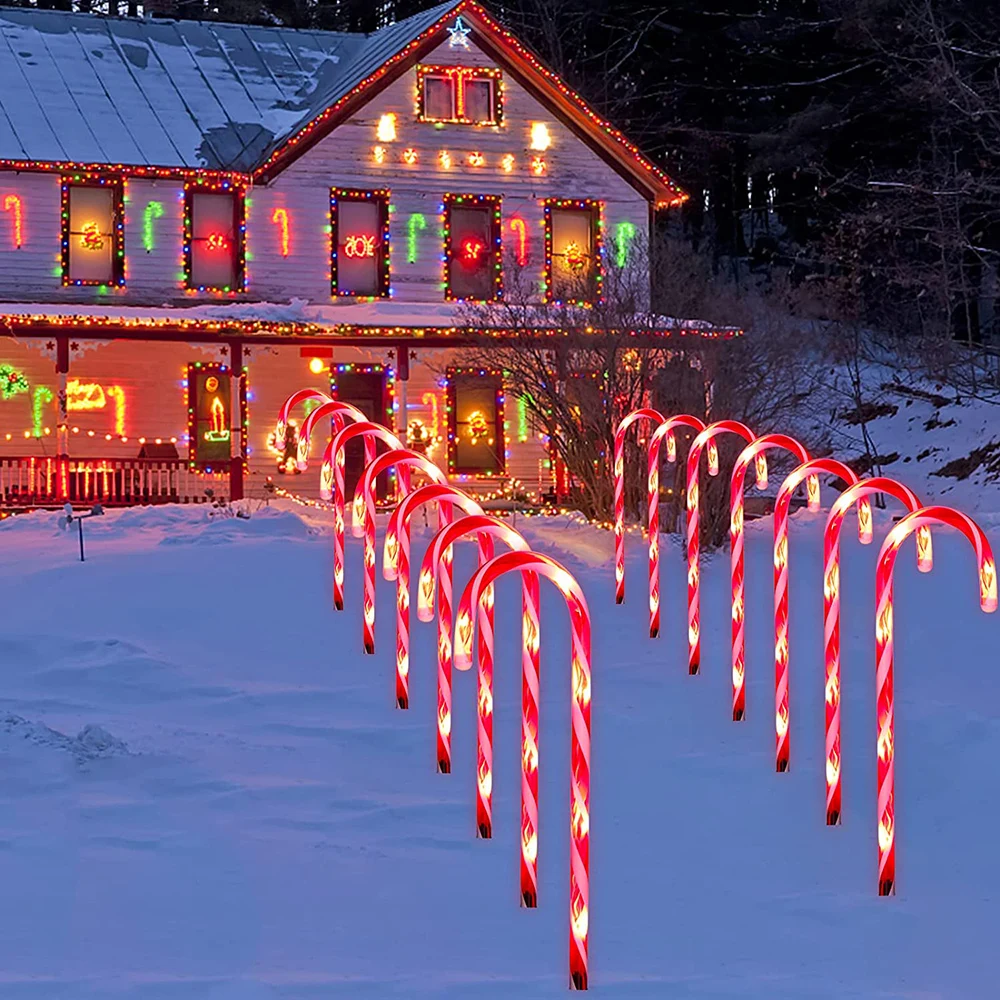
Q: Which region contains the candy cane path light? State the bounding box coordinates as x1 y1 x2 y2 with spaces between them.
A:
454 550 591 991
874 506 995 896
685 420 756 675
419 514 533 840
730 434 810 721
613 407 664 608
823 477 928 826
772 458 859 773
274 388 332 446
296 399 368 471
354 449 446 684
641 414 706 639
324 421 402 612
384 486 484 770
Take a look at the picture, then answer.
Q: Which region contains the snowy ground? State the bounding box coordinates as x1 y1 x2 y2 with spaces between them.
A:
1 498 998 998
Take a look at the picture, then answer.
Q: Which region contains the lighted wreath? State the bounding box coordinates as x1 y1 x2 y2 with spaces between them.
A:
0 364 29 400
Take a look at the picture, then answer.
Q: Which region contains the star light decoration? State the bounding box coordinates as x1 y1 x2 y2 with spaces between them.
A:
447 15 472 48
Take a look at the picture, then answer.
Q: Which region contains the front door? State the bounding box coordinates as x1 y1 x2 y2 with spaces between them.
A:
332 366 391 501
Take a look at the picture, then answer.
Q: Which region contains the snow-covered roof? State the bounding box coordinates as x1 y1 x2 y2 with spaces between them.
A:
0 2 459 172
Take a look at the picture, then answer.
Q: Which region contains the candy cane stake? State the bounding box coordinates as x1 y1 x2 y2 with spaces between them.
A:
685 421 756 674
642 414 706 638
874 506 995 896
613 408 664 607
823 477 928 825
419 514 532 840
324 422 402 611
773 458 859 772
730 434 810 721
296 399 368 471
385 486 484 771
354 450 446 688
274 388 332 446
454 551 591 990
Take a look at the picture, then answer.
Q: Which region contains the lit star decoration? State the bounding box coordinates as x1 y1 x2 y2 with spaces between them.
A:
447 15 472 48
0 364 29 400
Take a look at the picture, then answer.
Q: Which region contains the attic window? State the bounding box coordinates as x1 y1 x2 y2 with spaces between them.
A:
417 65 502 125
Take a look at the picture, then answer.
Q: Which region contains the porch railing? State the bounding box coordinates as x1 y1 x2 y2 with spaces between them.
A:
0 457 230 508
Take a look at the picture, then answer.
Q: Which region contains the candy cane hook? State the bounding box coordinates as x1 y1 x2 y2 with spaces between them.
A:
296 399 368 471
274 388 332 447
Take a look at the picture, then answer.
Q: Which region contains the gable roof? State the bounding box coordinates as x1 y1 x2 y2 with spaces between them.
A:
0 1 685 205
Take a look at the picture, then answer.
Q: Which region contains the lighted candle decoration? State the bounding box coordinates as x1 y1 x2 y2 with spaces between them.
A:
822 477 928 826
644 415 707 638
873 506 995 895
142 200 164 252
3 194 23 247
353 449 446 681
685 420 756 674
271 207 290 256
419 514 532 836
274 388 333 451
376 112 397 142
323 421 400 611
530 122 552 151
772 458 859 772
296 399 368 471
613 407 665 608
386 488 485 772
730 434 809 721
454 551 591 991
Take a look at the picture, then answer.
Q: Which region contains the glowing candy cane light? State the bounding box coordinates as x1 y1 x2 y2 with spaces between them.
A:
354 449 446 684
419 514 532 838
613 407 664 608
454 551 591 990
685 421 756 674
385 485 484 768
873 506 995 895
324 421 402 611
730 434 809 721
296 399 368 471
823 477 928 826
274 388 332 449
772 458 858 772
644 414 706 638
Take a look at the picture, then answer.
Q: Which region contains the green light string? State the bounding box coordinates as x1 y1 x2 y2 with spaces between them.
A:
143 201 165 252
32 386 53 437
407 213 427 264
517 394 530 442
614 221 636 268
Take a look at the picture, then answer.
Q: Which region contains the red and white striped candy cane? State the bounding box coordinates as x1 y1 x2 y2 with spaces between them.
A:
613 408 664 609
273 387 332 449
644 415 706 639
419 514 532 837
730 434 809 721
385 485 484 771
354 450 445 696
454 551 592 990
296 399 367 471
823 477 927 826
323 423 397 611
772 458 859 772
685 421 756 674
874 506 995 895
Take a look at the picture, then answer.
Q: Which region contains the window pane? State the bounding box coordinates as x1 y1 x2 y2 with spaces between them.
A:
337 200 381 296
449 206 494 300
67 186 114 283
551 209 595 301
424 76 454 119
452 377 502 473
465 79 494 123
191 193 236 289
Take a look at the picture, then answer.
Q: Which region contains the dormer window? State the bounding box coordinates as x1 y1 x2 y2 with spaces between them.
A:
417 65 502 125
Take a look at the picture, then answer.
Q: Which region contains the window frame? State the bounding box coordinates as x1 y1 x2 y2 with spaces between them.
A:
446 366 506 477
542 198 605 307
416 65 503 126
185 361 247 472
330 188 391 299
61 175 125 288
184 182 246 293
443 193 503 303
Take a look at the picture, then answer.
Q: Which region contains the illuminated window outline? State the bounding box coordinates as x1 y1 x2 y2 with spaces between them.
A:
542 198 604 307
61 175 125 288
330 188 391 299
443 193 502 303
184 184 246 293
416 65 503 125
446 367 506 476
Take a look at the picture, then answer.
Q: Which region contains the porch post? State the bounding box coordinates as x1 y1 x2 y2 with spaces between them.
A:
396 345 409 442
55 335 69 500
229 338 244 501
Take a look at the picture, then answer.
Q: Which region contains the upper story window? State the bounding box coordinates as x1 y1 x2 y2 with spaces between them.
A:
62 176 124 287
185 183 245 293
331 188 390 298
417 65 503 125
444 194 502 302
543 198 603 306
